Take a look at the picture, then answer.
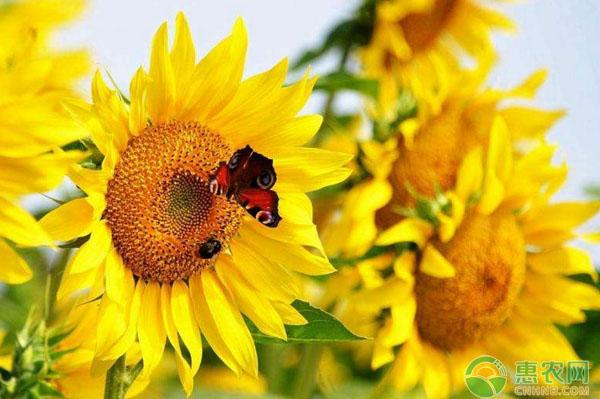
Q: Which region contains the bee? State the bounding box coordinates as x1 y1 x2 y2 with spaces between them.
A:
198 238 222 259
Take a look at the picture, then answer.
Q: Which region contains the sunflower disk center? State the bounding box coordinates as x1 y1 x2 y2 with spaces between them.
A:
104 121 244 283
414 211 526 350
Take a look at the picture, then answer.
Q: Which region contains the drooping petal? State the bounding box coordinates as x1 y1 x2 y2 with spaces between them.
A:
0 197 51 246
189 274 241 375
39 198 95 241
201 270 258 377
0 239 32 284
69 220 112 274
528 246 598 281
216 257 286 340
161 284 198 396
237 224 334 276
420 245 456 278
376 218 433 248
137 282 166 378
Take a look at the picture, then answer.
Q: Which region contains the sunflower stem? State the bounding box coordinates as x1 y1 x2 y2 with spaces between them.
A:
104 355 127 399
291 344 324 399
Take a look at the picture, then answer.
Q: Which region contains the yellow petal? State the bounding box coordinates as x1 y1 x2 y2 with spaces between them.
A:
39 198 94 241
508 69 548 99
0 151 85 196
501 106 565 139
523 201 600 240
237 224 334 276
95 296 127 360
272 301 307 325
0 197 51 246
274 148 353 193
388 337 422 392
422 344 451 399
69 164 108 196
249 114 323 150
216 257 286 340
372 341 395 369
352 278 411 311
128 67 149 135
0 239 32 284
104 248 133 307
171 12 196 106
246 215 325 255
91 71 130 152
70 221 112 274
137 282 166 378
230 240 300 302
189 274 241 374
161 284 197 396
376 218 433 247
100 280 143 360
201 270 258 376
528 246 598 281
146 23 176 123
179 18 247 122
455 147 483 201
479 116 512 214
420 245 456 278
171 281 203 374
379 296 417 348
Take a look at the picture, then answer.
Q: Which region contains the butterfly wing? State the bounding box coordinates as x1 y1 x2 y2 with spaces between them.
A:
209 162 230 195
237 188 281 227
232 146 277 192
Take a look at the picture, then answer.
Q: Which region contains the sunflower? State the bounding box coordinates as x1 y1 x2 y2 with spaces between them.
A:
361 0 514 119
40 13 351 395
0 0 89 284
329 70 600 397
364 116 600 397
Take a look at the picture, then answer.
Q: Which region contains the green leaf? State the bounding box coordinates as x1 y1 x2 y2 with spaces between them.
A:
315 71 379 99
247 300 366 344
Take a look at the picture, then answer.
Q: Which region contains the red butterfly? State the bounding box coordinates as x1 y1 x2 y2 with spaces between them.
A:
209 145 281 227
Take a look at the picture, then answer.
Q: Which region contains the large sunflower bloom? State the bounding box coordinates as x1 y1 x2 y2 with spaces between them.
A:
362 0 514 118
41 14 350 395
0 0 89 284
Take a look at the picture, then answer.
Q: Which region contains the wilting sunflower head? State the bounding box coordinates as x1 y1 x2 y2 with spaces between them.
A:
42 13 351 396
344 109 600 397
0 0 88 285
362 0 514 118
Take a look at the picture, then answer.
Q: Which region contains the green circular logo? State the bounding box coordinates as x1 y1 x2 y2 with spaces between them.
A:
464 355 508 398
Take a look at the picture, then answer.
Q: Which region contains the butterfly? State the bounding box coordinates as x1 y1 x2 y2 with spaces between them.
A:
209 145 281 227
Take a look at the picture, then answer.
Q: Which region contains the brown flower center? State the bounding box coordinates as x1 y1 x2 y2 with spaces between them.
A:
376 104 483 229
104 121 244 283
414 211 526 350
399 0 458 53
